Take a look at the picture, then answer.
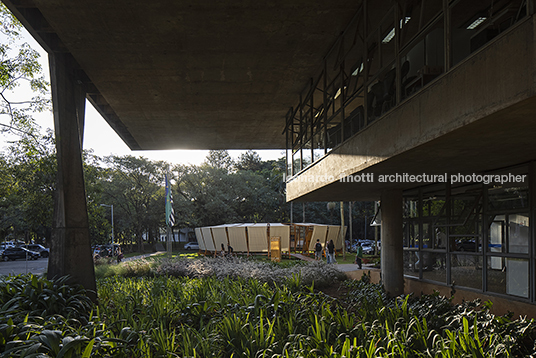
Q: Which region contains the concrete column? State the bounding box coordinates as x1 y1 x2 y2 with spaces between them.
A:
48 53 96 299
380 189 404 296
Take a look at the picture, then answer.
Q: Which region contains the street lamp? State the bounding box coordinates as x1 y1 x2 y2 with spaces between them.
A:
100 204 114 245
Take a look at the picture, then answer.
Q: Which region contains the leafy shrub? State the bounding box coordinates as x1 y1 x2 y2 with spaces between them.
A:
342 276 536 357
0 274 92 321
93 256 115 266
2 268 536 357
155 256 347 287
95 259 155 279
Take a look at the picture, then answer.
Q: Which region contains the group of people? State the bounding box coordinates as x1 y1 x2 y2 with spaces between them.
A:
220 243 234 257
314 239 338 264
314 240 363 269
93 246 123 263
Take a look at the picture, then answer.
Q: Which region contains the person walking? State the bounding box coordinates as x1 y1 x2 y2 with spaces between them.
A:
355 242 363 269
314 239 322 260
327 239 336 264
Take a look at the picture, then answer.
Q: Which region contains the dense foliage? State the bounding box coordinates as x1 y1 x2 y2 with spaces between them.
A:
0 271 534 357
0 149 290 248
95 256 348 288
0 3 50 140
1 147 377 250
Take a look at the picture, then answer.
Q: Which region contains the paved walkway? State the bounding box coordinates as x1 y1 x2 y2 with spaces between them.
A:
290 253 315 262
290 253 376 272
335 263 377 272
122 251 166 262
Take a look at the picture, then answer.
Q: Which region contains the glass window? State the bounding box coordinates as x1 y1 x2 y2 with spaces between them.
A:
451 254 482 290
286 132 292 177
379 10 396 67
302 140 312 169
488 186 529 211
422 252 446 283
487 166 528 211
488 214 529 254
404 221 419 248
326 115 342 151
433 227 447 250
343 103 364 140
487 257 529 298
404 197 419 218
422 185 446 217
404 250 419 277
292 150 301 175
451 0 526 66
452 236 481 253
509 214 529 254
399 0 442 50
312 128 325 162
422 222 432 249
400 19 444 100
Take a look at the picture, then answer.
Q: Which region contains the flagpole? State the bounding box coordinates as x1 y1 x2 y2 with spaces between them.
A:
165 173 175 257
167 226 172 257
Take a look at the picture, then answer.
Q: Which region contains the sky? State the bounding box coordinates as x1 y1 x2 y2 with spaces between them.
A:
0 23 284 166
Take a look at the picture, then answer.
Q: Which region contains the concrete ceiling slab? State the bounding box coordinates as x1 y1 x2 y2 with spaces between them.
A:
6 0 364 150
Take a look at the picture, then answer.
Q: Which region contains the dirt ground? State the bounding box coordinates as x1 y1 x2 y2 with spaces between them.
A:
316 281 349 299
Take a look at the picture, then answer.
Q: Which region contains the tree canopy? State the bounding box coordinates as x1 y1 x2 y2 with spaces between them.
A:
0 144 376 249
0 3 50 142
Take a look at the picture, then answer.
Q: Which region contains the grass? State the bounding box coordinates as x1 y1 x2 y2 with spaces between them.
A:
1 273 535 357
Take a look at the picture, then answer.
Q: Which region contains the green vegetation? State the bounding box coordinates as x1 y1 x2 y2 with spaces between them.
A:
94 256 346 287
0 262 535 357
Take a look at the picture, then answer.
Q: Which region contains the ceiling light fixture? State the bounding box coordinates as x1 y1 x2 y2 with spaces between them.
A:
382 17 411 44
466 16 487 29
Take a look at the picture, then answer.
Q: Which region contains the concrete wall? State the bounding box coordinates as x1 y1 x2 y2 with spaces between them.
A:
346 269 536 319
287 17 536 202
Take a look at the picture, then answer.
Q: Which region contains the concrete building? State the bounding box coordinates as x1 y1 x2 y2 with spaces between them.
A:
283 0 536 316
3 0 536 314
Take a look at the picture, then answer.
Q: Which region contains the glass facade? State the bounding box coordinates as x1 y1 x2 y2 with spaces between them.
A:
402 164 532 301
284 0 528 178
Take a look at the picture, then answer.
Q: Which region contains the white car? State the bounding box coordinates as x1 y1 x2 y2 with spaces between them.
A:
184 242 199 250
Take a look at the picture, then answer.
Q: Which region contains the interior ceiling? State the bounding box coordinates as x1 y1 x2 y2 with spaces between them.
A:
5 0 363 150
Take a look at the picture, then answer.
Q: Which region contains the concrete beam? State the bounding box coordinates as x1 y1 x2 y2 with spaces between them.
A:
48 52 96 299
380 190 404 297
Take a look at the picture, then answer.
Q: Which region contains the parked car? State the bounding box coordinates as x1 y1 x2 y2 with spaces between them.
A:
354 240 379 255
455 239 478 252
93 244 121 258
361 244 376 255
22 244 49 258
2 247 40 261
0 242 15 254
184 241 200 250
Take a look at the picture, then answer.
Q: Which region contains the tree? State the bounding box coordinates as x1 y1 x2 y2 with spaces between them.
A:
204 150 233 172
235 150 265 172
0 131 56 243
0 3 53 242
173 152 289 227
0 3 50 141
83 150 111 245
101 155 167 252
